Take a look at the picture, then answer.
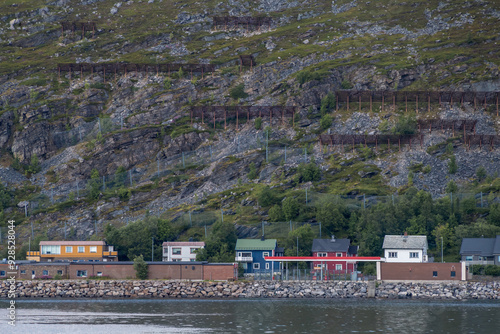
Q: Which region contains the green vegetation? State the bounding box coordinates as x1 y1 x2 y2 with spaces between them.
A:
448 155 458 174
229 84 248 100
133 255 149 280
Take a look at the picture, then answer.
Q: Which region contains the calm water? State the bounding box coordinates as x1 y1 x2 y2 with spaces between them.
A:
0 298 499 334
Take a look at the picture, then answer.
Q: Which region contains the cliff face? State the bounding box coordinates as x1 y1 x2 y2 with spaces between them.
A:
1 0 500 243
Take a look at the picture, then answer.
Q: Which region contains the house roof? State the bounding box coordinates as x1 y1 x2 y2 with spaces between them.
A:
312 238 350 253
235 239 277 250
162 242 205 247
460 237 499 256
40 241 106 246
348 245 359 255
382 235 428 249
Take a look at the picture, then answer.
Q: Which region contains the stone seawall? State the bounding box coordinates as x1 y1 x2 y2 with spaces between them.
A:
1 281 499 299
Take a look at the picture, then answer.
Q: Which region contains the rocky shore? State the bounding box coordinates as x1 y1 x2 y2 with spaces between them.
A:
1 280 499 299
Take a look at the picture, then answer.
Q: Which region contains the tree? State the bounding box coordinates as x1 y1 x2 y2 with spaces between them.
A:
196 220 237 263
284 225 315 257
316 199 347 234
320 93 335 116
488 204 500 226
448 155 458 174
393 114 417 135
476 166 487 181
229 84 248 100
296 161 321 183
282 197 300 221
248 162 258 180
258 186 277 207
268 204 284 222
88 168 101 200
320 114 333 130
445 180 458 194
133 255 148 279
254 117 262 130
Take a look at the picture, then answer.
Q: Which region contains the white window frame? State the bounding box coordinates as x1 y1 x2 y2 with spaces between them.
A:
90 246 97 253
335 264 342 270
42 270 49 276
0 271 5 277
317 252 327 257
65 246 73 253
265 263 270 270
78 246 85 253
238 252 252 258
41 245 61 255
410 252 419 258
97 272 103 277
388 252 398 258
20 270 26 275
172 248 182 255
336 253 342 257
253 263 260 270
190 248 198 254
263 252 270 258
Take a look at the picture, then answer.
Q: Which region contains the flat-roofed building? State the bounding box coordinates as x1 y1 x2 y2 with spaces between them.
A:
27 241 118 262
162 241 205 262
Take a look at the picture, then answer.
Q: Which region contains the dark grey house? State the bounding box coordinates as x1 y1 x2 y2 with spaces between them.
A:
459 235 500 266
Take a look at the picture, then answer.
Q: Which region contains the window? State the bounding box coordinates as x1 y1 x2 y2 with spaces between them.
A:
466 256 473 261
336 264 342 270
77 270 87 277
42 270 49 276
190 248 198 254
41 245 61 255
451 271 456 277
336 253 342 257
410 252 419 258
263 252 270 258
0 271 5 277
32 271 35 275
433 271 438 277
238 252 252 258
78 246 85 253
190 259 196 262
253 263 260 270
97 272 103 277
172 248 182 255
20 270 26 275
265 263 270 270
66 246 73 253
242 263 247 269
90 246 97 253
57 270 63 275
388 252 398 258
317 253 327 257
172 259 181 262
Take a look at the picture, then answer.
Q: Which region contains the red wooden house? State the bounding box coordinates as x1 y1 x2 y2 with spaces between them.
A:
312 236 359 274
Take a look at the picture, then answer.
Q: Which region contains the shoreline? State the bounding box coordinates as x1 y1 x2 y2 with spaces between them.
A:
1 280 499 300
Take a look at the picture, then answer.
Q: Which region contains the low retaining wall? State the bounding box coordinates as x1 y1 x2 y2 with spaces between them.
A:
1 281 499 299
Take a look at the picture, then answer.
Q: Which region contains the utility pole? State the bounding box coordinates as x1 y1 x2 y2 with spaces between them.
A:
319 222 321 238
441 236 444 263
296 236 299 257
152 236 154 262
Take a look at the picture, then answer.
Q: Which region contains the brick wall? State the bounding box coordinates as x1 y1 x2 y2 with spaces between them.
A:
17 264 70 279
69 264 136 279
380 262 463 281
203 264 236 281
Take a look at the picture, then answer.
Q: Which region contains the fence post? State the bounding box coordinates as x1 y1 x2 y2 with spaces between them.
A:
205 225 207 238
98 117 101 133
189 211 192 227
25 203 28 217
221 208 224 222
129 170 133 186
363 194 366 209
210 145 213 161
392 194 394 206
182 152 185 168
290 220 292 232
157 159 160 177
94 220 97 234
305 188 308 205
31 221 33 239
76 180 79 198
319 222 321 238
480 192 483 208
64 221 67 239
304 147 307 163
285 146 287 163
51 188 54 205
102 176 106 191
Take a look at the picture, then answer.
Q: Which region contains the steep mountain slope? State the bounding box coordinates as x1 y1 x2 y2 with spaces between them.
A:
1 0 500 260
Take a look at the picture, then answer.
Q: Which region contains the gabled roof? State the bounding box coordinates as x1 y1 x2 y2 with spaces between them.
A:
235 239 277 250
382 235 428 250
460 237 498 256
493 236 500 255
312 238 350 253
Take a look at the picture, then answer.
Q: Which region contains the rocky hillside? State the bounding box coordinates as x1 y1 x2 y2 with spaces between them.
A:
1 0 500 258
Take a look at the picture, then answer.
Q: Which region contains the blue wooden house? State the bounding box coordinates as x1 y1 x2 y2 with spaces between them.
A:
235 238 281 274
